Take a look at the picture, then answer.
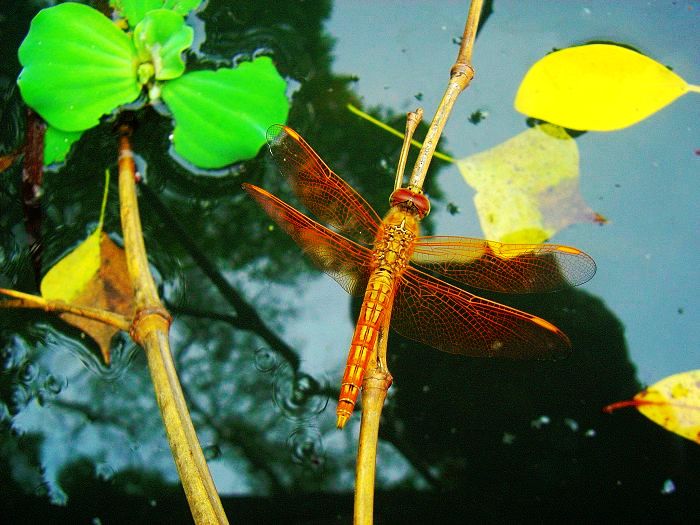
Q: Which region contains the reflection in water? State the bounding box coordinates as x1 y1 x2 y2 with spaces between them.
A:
660 478 676 495
1 1 699 521
17 361 38 384
254 346 279 373
203 444 223 461
42 373 67 396
529 414 551 429
271 363 329 421
95 462 115 481
287 426 325 470
7 351 67 414
52 330 138 383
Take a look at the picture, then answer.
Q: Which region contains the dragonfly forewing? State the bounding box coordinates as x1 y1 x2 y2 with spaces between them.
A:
267 125 382 245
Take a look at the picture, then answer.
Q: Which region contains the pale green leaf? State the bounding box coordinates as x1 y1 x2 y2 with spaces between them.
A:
133 9 193 81
457 124 602 243
111 0 203 26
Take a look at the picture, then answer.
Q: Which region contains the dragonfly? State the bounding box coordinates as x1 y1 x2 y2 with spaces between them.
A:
243 125 596 429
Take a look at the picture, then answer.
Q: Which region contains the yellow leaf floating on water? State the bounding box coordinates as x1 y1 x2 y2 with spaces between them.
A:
514 44 699 131
457 123 604 244
605 370 700 445
56 234 134 364
40 171 134 363
41 228 102 303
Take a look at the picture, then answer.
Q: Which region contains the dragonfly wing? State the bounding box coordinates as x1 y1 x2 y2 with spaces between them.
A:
243 183 373 296
391 266 571 359
411 236 596 293
267 125 382 245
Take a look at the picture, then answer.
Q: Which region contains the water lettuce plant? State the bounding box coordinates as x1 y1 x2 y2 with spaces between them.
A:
17 1 289 168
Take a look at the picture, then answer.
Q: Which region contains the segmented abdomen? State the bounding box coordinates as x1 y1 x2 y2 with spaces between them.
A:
336 269 395 428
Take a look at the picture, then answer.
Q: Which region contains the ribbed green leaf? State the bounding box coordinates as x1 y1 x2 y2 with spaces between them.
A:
111 0 203 26
161 57 289 169
133 9 193 81
17 2 140 132
45 125 83 165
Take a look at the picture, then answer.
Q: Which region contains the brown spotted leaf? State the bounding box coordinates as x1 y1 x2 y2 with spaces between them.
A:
56 234 134 364
605 370 700 445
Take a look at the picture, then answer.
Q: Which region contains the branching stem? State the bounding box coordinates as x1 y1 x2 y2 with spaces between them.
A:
408 0 483 191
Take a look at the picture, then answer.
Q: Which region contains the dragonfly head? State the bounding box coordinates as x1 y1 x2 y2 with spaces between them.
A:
389 187 431 219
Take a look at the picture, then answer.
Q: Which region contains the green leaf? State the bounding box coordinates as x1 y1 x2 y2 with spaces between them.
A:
111 0 203 26
44 126 83 165
133 9 193 81
17 2 140 132
514 44 694 131
161 57 290 169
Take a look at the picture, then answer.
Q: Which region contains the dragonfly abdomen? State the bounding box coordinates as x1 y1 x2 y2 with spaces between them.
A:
337 269 396 429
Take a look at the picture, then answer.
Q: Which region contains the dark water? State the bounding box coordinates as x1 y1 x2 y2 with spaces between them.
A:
1 1 699 523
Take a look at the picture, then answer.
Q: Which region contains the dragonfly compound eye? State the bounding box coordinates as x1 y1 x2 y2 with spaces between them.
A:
389 188 431 218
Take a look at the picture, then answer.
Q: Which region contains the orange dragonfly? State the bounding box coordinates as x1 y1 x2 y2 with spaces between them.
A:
243 125 596 429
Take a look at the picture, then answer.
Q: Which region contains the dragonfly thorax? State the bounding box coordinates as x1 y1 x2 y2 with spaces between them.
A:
372 210 419 272
389 187 431 219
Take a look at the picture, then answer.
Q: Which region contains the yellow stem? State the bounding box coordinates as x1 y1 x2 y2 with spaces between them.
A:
408 0 483 190
117 126 229 524
354 313 393 525
0 288 130 331
346 104 455 163
394 108 424 191
686 83 700 93
140 322 228 524
117 131 160 308
352 2 484 522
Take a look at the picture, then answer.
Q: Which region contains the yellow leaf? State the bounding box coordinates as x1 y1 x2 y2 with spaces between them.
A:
514 44 696 131
40 228 102 302
605 370 700 445
58 234 134 364
40 170 110 302
38 170 134 363
347 104 604 243
457 124 603 244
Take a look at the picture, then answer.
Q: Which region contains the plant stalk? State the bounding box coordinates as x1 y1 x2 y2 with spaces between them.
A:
117 126 229 524
354 316 392 525
0 288 130 330
408 0 483 191
353 2 485 523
